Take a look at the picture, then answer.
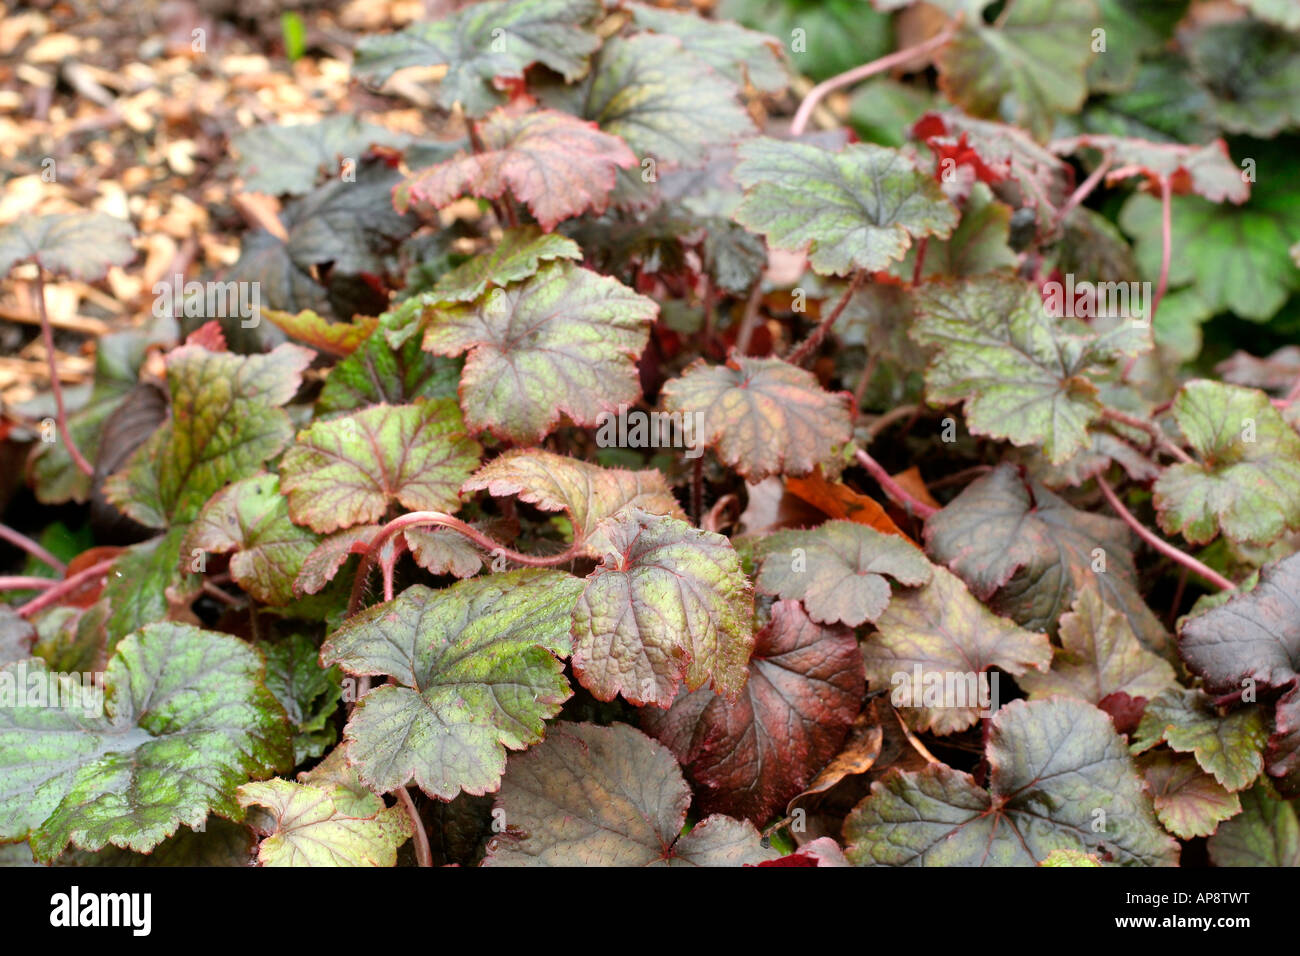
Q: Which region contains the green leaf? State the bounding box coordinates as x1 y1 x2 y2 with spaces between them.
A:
625 2 788 93
237 777 411 866
352 0 602 115
936 0 1097 142
483 721 776 866
911 276 1149 464
0 212 136 280
259 633 342 765
755 521 932 627
101 527 201 647
0 624 291 861
316 320 460 416
540 33 756 166
421 262 657 442
183 474 320 606
925 464 1170 654
1132 689 1268 792
1038 848 1102 867
844 697 1179 866
103 343 313 529
1154 381 1300 547
1018 584 1176 704
863 566 1052 735
431 226 581 303
1138 752 1241 840
641 600 864 823
1086 0 1185 93
894 182 1018 280
232 117 409 195
463 448 685 554
54 818 257 866
572 510 754 707
1178 552 1300 793
660 356 853 481
1207 781 1300 866
1186 18 1300 137
719 0 893 84
319 571 584 799
398 109 636 232
732 137 957 277
279 399 482 535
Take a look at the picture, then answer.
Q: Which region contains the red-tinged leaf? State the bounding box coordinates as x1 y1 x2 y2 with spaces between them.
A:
571 509 754 707
755 836 849 867
483 722 776 866
1138 751 1241 840
641 600 864 823
279 400 482 534
184 321 227 352
421 262 657 442
462 448 684 554
103 343 314 529
661 356 853 481
783 472 912 542
912 112 1073 236
1051 134 1250 204
263 309 378 357
397 109 636 232
1179 552 1300 795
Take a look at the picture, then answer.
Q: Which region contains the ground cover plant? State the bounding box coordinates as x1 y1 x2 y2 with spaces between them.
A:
1 0 1299 868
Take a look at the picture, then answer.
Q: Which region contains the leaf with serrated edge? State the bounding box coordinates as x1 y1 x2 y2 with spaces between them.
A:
1154 381 1300 547
1018 584 1176 704
352 0 602 115
625 3 788 93
104 343 313 529
1138 752 1241 840
1132 688 1267 793
259 633 342 765
937 0 1096 142
862 566 1052 735
0 212 136 281
184 474 320 606
233 116 409 196
320 571 584 799
1179 552 1300 794
755 522 932 628
432 227 581 302
924 463 1169 654
541 33 756 166
398 109 635 231
641 600 863 822
483 722 776 866
911 276 1149 465
732 137 957 276
0 624 290 861
280 400 481 534
661 356 853 481
844 697 1178 866
422 261 657 443
1207 781 1300 866
463 448 684 554
1050 135 1249 205
237 778 411 866
572 509 754 707
316 321 460 416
